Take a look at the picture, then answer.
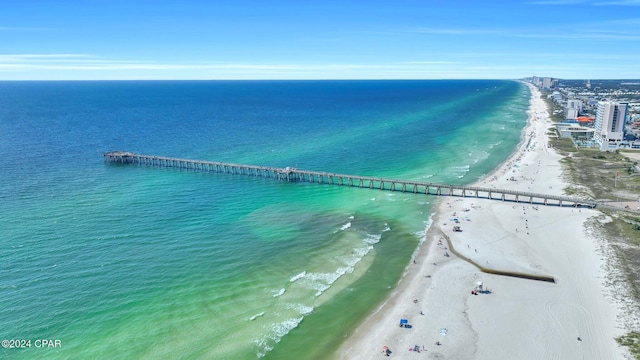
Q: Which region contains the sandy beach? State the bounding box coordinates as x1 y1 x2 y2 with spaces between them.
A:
338 83 631 359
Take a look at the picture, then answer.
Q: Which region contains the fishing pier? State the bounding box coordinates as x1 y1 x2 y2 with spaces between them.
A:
103 151 598 208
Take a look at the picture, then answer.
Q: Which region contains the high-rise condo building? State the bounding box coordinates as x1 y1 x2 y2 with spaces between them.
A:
594 102 628 151
565 99 583 120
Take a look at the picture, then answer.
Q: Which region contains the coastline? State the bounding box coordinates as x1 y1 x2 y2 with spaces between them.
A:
336 83 629 359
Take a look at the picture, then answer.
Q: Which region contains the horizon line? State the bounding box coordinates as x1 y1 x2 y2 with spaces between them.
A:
0 77 630 82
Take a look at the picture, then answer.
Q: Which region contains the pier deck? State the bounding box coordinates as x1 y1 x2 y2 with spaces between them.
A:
103 151 598 208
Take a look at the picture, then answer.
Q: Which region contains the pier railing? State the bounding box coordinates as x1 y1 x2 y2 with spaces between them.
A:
103 151 598 208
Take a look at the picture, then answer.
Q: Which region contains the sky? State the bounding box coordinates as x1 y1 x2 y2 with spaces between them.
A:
1 0 639 80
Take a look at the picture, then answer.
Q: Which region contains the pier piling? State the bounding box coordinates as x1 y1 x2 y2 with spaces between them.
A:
103 151 598 208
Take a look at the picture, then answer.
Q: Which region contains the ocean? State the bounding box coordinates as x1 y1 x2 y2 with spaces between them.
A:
0 80 529 359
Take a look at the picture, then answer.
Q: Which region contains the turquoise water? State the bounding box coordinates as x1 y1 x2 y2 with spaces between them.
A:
0 80 529 359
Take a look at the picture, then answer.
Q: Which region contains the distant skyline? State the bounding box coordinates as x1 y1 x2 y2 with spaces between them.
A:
1 0 640 80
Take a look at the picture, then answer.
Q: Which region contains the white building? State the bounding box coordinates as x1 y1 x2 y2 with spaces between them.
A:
594 102 628 151
565 99 583 120
556 123 595 139
567 99 583 112
565 108 579 120
531 76 540 87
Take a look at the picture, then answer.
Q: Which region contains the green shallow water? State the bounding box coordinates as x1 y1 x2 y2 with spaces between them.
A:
0 80 529 359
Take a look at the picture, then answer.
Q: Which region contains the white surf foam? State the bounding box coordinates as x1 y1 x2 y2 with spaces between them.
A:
249 312 265 321
255 316 305 358
489 140 503 149
305 267 352 296
363 233 381 244
254 338 272 358
333 215 355 233
286 302 314 315
306 271 341 286
270 317 303 343
313 284 331 297
289 271 306 283
448 164 470 179
469 150 490 163
306 240 376 296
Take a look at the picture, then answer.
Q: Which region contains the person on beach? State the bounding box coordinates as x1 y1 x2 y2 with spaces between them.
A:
382 346 392 356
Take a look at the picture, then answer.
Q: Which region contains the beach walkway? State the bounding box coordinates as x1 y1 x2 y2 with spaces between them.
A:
103 151 598 208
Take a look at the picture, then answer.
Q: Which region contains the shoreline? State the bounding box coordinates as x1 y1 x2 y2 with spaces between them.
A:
336 82 629 359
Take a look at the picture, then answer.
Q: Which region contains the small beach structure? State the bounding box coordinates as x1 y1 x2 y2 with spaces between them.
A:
472 281 486 295
453 225 462 232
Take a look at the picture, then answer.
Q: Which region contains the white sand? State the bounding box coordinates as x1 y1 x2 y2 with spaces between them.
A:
337 83 630 359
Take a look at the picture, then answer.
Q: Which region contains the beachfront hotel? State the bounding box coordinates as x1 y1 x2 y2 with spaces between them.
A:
530 76 558 90
594 101 628 151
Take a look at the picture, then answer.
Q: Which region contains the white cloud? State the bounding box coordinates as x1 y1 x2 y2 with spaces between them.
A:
593 0 640 5
409 27 505 36
0 26 55 31
0 54 397 75
0 54 91 60
408 21 640 42
524 0 588 5
526 0 640 4
401 61 459 65
0 52 636 80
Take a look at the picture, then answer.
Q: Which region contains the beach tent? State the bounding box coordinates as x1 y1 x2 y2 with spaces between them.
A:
475 281 484 291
